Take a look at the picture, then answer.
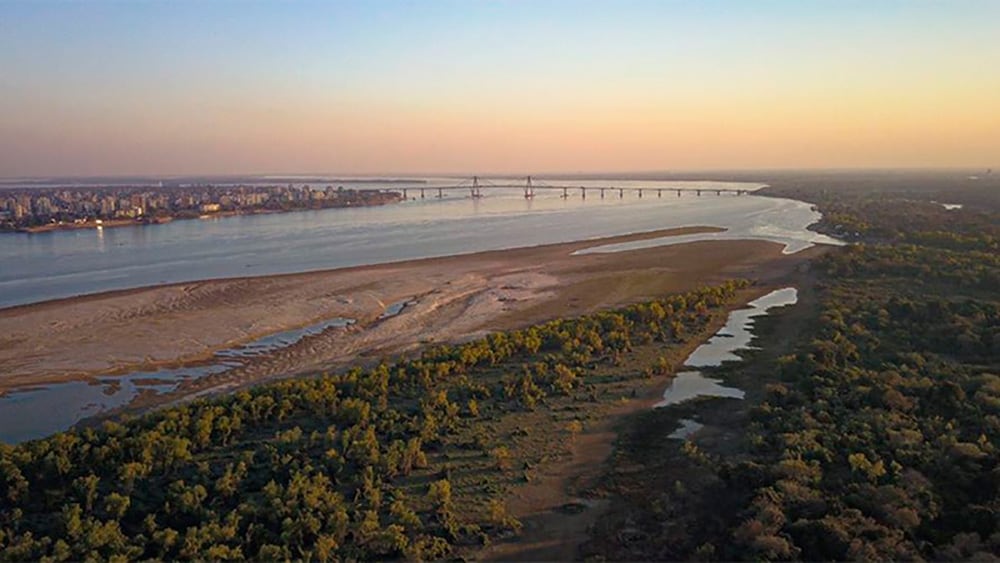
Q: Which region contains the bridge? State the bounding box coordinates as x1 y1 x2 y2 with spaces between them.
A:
386 176 753 200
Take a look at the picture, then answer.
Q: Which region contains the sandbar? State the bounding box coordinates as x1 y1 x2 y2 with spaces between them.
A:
0 226 825 412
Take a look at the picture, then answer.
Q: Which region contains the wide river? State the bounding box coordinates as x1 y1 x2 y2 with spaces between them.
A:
0 178 838 309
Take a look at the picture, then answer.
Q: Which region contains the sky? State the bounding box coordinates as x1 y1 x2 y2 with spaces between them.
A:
1 0 998 177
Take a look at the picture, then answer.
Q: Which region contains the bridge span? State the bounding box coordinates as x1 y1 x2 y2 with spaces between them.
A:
382 176 753 200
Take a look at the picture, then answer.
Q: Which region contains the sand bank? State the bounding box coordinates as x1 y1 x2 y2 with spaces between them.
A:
0 226 822 411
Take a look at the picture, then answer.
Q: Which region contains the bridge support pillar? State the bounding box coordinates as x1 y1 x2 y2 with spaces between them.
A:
472 176 482 199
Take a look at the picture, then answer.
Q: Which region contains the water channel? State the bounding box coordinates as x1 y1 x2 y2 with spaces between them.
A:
0 316 355 443
656 287 799 439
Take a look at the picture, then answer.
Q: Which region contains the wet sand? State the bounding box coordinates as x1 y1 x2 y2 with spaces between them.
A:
0 226 823 410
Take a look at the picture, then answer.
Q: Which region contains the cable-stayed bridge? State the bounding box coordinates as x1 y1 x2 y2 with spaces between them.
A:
385 176 753 200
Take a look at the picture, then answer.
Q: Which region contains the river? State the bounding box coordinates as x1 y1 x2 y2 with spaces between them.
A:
0 178 838 309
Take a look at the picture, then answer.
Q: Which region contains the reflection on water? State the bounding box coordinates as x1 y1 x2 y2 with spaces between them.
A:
668 418 705 440
378 299 415 320
216 317 355 358
657 287 798 412
656 371 745 407
0 317 354 444
574 203 842 256
685 288 798 367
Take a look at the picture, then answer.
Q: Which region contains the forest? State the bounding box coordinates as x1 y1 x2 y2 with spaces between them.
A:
0 275 750 561
584 180 999 560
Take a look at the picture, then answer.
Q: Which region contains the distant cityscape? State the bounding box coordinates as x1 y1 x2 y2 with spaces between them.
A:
0 184 402 233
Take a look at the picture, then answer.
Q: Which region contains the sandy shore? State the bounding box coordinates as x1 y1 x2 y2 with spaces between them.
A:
0 226 823 408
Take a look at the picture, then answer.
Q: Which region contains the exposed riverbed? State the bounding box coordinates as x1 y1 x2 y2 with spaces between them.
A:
0 316 355 443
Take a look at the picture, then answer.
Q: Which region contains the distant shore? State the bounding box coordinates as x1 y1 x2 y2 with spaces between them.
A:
4 196 403 234
14 216 174 233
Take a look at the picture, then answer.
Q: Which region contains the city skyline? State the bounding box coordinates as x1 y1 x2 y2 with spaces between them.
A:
2 0 999 176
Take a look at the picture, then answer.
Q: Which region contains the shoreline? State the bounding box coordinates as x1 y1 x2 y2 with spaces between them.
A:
3 196 403 235
482 261 826 560
0 225 725 314
0 227 829 442
11 216 174 233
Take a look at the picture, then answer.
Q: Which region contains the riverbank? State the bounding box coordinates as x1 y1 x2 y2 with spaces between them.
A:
0 226 821 406
5 194 403 234
11 216 173 233
0 278 793 560
578 273 824 560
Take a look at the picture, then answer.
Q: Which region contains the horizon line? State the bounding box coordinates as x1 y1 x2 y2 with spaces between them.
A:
1 165 996 182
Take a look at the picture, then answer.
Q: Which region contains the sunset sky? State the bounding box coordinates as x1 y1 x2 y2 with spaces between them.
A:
2 0 998 177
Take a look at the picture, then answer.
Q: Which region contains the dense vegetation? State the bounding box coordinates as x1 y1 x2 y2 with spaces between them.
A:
587 179 999 560
0 280 749 561
724 250 998 560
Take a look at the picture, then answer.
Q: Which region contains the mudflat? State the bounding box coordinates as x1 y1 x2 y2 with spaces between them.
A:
0 226 820 409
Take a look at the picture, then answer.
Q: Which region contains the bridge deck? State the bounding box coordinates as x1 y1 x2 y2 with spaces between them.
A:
388 182 752 199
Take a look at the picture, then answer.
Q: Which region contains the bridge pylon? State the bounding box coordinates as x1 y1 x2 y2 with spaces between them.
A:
471 176 482 199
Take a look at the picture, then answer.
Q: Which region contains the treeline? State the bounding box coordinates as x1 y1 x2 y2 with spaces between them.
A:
588 188 999 560
721 243 998 560
0 281 748 561
819 197 998 252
